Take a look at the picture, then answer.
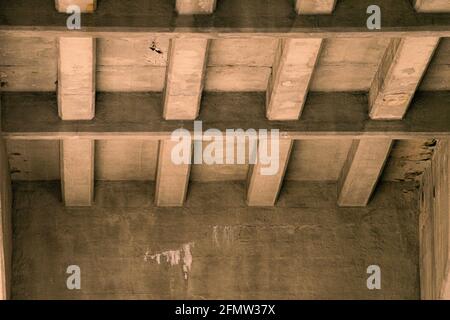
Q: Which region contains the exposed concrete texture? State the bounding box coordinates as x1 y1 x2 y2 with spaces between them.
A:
266 39 322 120
60 140 94 207
55 0 97 13
295 0 337 15
155 140 191 207
419 140 450 299
164 39 209 120
176 0 217 14
369 37 439 120
247 139 293 206
2 36 449 94
420 38 450 91
413 0 450 13
338 139 393 207
96 38 168 92
0 37 57 92
58 37 96 120
12 181 419 299
0 138 12 300
4 138 433 184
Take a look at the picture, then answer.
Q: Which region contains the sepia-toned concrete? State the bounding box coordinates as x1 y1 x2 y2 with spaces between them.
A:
0 138 12 300
12 180 420 299
2 0 450 301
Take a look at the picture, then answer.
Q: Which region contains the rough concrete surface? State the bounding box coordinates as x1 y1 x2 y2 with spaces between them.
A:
12 180 420 299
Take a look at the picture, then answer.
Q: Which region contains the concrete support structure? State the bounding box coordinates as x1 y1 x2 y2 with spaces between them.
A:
247 139 293 206
58 37 96 121
55 0 97 13
60 140 95 206
413 0 450 13
176 0 217 14
369 37 439 120
295 0 337 14
266 39 322 120
0 138 12 300
164 39 209 120
338 139 392 207
155 140 192 207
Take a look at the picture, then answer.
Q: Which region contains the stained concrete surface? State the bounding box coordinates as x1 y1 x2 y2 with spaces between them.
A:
12 181 420 299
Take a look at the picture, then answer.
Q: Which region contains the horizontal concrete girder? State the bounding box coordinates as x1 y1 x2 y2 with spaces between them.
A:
1 0 450 38
2 91 450 140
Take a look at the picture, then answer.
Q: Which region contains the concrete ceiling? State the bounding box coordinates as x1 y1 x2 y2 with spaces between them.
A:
5 139 435 182
1 35 445 183
1 37 449 93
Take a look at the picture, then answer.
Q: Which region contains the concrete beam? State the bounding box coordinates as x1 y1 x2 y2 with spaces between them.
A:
164 39 209 120
58 37 96 120
0 137 12 300
55 0 97 13
267 39 322 120
60 140 94 206
176 0 217 14
369 37 439 120
295 0 337 14
155 140 191 206
247 139 293 206
413 0 450 13
2 0 450 38
4 92 450 140
338 139 392 207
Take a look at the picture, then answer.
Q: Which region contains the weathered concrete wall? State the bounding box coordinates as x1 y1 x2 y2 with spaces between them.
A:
419 139 450 299
12 180 420 299
0 137 12 300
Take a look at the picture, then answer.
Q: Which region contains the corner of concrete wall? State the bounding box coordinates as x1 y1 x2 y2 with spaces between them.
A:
419 139 450 300
0 134 13 300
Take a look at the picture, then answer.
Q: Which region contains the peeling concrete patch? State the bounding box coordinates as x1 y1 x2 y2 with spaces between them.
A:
212 225 236 247
144 242 195 280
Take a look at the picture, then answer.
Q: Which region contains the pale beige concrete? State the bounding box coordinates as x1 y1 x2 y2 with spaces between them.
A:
176 0 216 14
295 0 337 14
369 37 439 120
247 139 293 206
267 39 322 120
413 0 450 12
2 0 450 301
285 140 353 181
58 37 96 120
96 38 168 92
60 140 94 206
4 138 436 185
420 38 450 91
55 0 96 13
382 140 436 182
0 37 57 92
6 140 61 181
205 66 271 92
164 39 209 120
2 36 450 93
310 38 391 92
155 140 191 207
95 140 158 181
338 139 393 207
0 137 12 300
208 39 279 67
